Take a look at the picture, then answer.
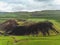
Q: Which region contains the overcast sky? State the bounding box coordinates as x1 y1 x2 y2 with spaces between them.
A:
0 0 60 12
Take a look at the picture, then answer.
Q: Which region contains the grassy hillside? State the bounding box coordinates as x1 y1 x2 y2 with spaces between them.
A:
31 10 60 21
0 10 60 19
0 10 60 45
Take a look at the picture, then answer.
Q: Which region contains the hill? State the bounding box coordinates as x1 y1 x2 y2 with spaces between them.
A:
0 10 60 22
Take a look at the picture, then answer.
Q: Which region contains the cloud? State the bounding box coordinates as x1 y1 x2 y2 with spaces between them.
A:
53 0 60 5
34 0 52 2
0 0 60 12
0 1 27 12
0 1 13 12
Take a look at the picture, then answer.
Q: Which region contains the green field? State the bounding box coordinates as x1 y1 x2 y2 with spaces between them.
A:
0 35 60 45
0 10 60 45
0 19 60 45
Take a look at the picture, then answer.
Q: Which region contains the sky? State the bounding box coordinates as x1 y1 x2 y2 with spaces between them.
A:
0 0 60 12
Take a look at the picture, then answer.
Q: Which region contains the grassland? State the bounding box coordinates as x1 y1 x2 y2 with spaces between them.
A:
0 10 60 45
0 19 60 45
0 35 60 45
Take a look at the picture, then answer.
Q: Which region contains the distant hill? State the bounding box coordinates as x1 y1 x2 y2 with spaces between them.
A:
0 10 60 20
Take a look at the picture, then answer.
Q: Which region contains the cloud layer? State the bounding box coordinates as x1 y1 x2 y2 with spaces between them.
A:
0 0 60 12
